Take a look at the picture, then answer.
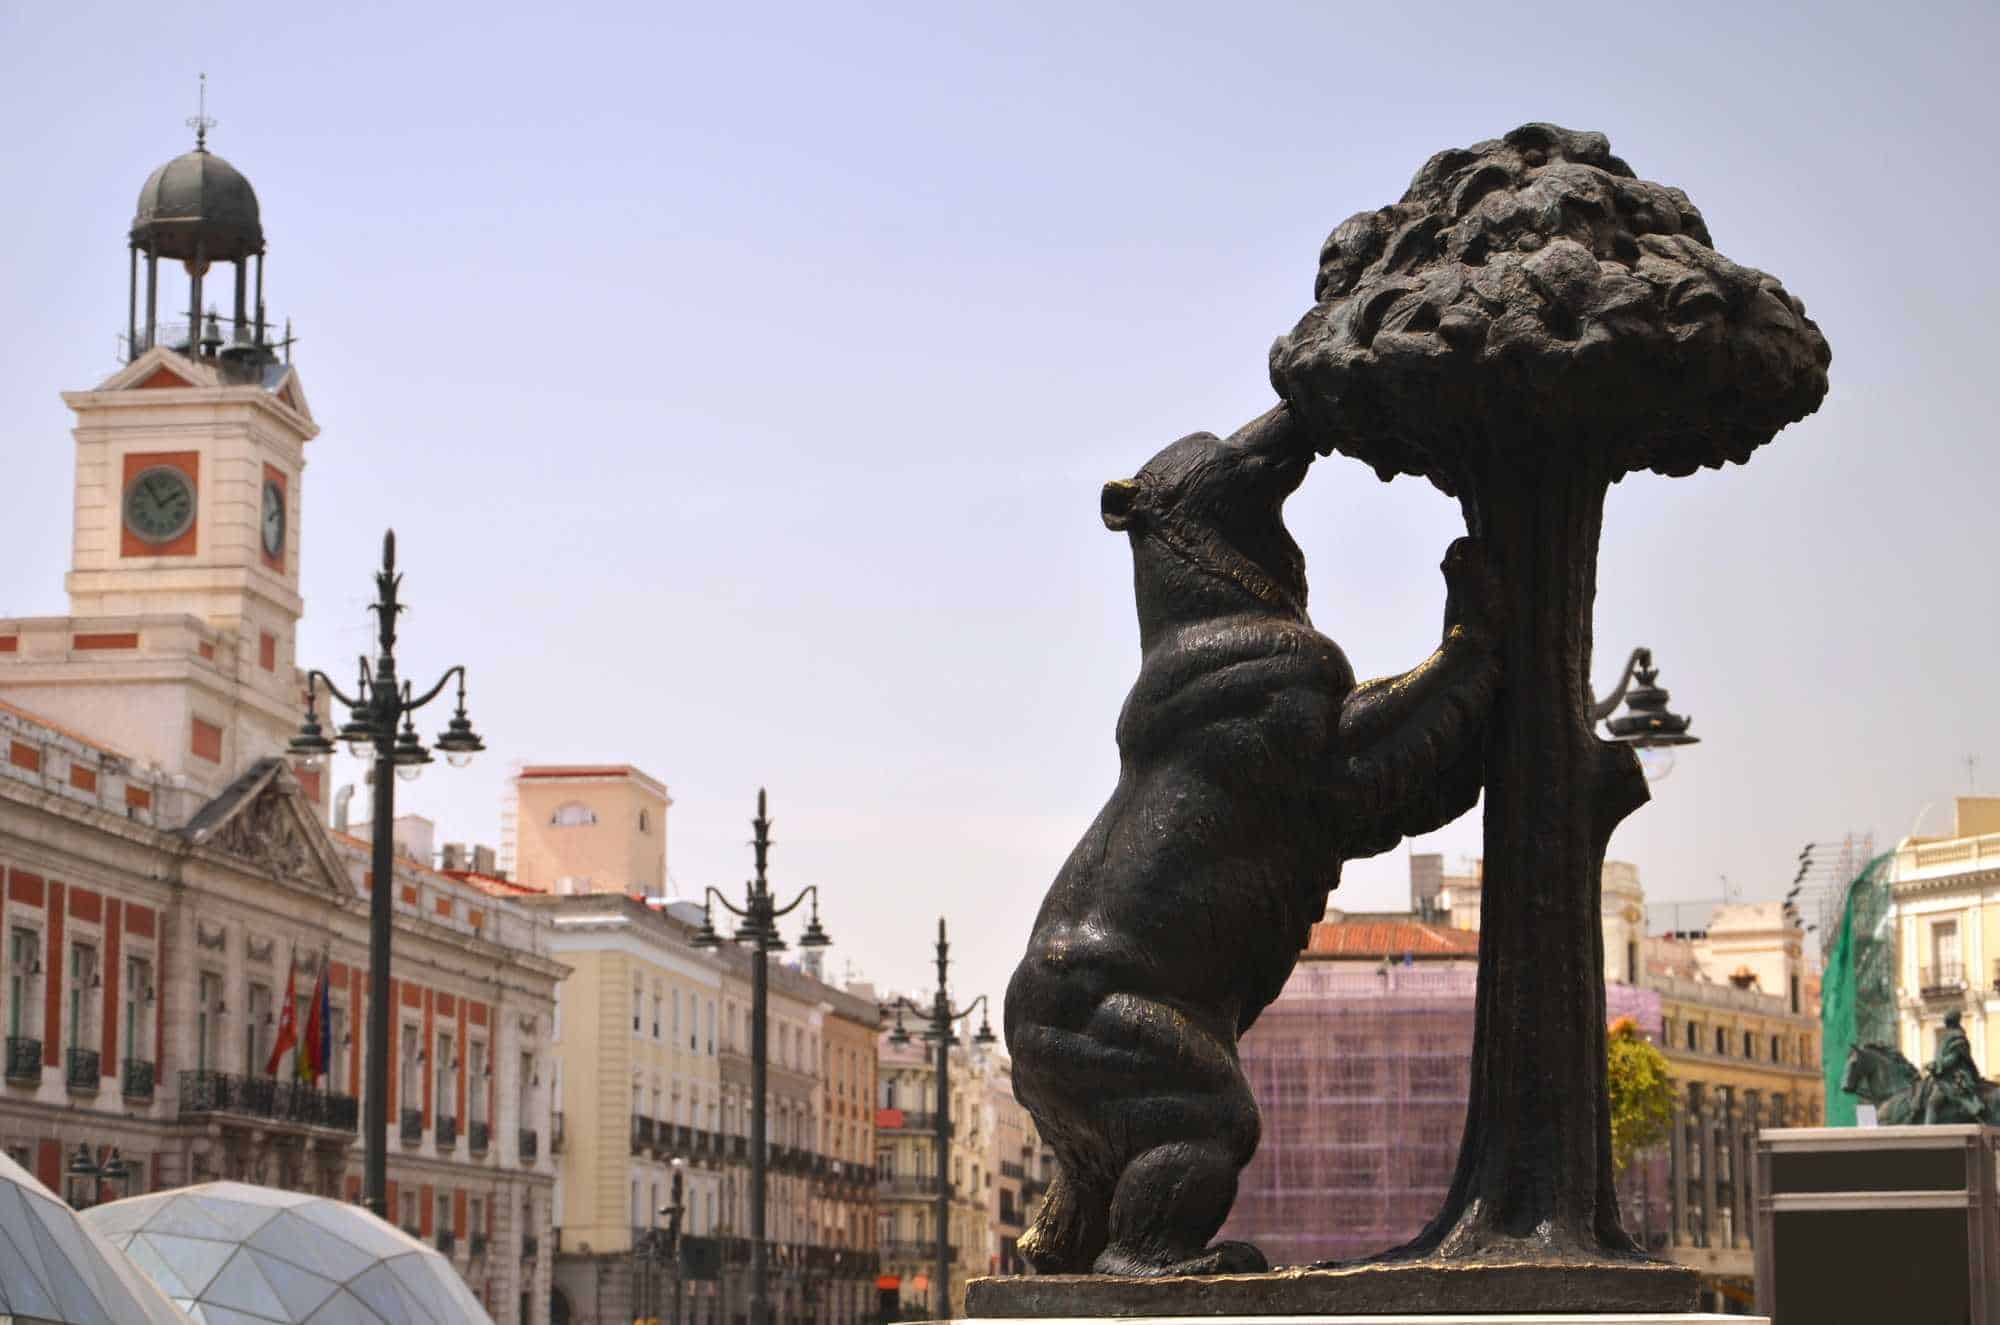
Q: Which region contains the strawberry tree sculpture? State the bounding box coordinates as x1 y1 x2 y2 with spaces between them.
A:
1271 124 1829 1289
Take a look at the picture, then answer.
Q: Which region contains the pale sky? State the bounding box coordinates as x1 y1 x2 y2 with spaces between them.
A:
2 1 1995 1010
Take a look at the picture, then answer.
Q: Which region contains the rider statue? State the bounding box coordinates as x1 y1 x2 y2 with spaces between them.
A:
1925 1010 1988 1124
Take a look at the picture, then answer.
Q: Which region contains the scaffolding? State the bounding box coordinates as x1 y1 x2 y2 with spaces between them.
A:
1221 963 1477 1266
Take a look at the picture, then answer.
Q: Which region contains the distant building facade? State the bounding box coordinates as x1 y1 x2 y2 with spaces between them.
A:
1889 796 2000 1068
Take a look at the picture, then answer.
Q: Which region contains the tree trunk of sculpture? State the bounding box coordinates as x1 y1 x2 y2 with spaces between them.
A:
1404 451 1651 1261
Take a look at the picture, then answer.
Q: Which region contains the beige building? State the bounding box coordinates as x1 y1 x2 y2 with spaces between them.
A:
874 1028 999 1317
1890 796 2000 1067
504 764 671 899
519 768 880 1325
531 891 724 1325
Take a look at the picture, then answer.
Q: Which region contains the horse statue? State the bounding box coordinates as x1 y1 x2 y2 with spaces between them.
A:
1841 1040 2000 1125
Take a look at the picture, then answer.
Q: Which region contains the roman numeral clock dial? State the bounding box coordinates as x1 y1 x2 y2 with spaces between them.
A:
122 465 196 544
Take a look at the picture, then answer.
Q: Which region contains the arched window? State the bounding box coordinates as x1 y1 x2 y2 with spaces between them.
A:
551 802 597 827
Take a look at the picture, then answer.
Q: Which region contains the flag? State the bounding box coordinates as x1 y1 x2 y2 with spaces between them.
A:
266 961 299 1077
300 958 330 1084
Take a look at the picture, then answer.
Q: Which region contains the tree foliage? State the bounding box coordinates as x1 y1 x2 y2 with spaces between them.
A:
1606 1015 1674 1173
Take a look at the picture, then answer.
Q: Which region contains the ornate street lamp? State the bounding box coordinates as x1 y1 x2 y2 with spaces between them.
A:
1591 646 1699 782
689 790 831 1325
67 1143 130 1210
882 919 995 1322
287 530 484 1217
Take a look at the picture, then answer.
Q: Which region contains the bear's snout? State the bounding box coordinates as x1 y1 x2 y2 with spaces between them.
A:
1101 478 1141 531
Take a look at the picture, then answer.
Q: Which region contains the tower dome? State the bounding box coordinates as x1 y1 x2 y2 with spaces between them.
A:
122 91 283 371
130 144 263 263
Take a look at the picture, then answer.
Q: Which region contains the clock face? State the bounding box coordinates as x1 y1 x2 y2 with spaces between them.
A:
123 466 196 544
262 480 286 558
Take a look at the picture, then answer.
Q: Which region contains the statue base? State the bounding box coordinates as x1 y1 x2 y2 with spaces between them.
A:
965 1260 1700 1318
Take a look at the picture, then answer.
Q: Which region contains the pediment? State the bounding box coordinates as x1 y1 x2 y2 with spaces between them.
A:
179 758 356 899
99 346 216 392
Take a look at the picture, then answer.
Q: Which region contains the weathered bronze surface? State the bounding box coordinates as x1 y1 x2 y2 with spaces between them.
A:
994 122 1827 1311
1004 401 1504 1277
1844 1012 2000 1125
1269 123 1828 1274
965 1259 1698 1318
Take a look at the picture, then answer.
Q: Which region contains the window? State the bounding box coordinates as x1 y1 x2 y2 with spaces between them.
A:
551 802 597 827
1771 1034 1782 1064
673 989 682 1044
437 1193 451 1237
1932 919 1962 982
8 928 39 1038
1685 1022 1697 1051
707 1000 715 1055
124 957 151 1062
1714 1027 1726 1056
329 1006 347 1091
652 993 662 1039
400 1025 420 1107
633 987 642 1034
470 1043 488 1122
401 1190 417 1232
68 943 98 1055
247 982 272 1075
436 1032 455 1120
197 971 222 1071
639 809 651 834
1743 1030 1755 1059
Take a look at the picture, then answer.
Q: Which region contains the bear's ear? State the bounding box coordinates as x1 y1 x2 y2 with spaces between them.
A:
1101 479 1142 531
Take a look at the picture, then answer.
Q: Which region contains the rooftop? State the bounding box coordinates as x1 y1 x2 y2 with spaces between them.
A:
1305 917 1482 960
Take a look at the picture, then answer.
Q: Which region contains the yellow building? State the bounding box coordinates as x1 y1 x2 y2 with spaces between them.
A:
1890 796 2000 1067
534 892 723 1325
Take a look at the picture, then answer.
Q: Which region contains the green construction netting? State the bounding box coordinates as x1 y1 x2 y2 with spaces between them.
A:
1822 852 1895 1126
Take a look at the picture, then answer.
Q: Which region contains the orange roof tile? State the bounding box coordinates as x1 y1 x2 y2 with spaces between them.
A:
1305 918 1481 959
0 696 137 763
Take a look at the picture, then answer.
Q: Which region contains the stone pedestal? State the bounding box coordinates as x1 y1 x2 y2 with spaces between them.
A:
966 1262 1699 1320
956 1317 1755 1325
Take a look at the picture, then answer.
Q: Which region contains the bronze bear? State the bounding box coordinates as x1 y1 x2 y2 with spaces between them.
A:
1004 403 1502 1276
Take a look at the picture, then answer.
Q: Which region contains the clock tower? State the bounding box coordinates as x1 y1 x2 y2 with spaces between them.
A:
0 119 321 807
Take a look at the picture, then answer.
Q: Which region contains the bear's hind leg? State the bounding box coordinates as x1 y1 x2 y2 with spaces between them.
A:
1017 1162 1110 1275
1094 1137 1268 1277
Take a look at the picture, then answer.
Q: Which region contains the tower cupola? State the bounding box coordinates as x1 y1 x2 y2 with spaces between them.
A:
124 79 285 374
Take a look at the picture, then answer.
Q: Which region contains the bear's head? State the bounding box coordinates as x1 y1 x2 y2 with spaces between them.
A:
1100 404 1313 623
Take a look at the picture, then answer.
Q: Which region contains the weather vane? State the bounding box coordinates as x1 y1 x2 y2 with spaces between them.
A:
186 72 215 150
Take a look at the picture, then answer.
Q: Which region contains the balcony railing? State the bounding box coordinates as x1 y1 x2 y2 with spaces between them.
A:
122 1059 155 1101
4 1037 39 1084
879 1175 943 1196
470 1232 489 1258
522 1233 539 1261
551 1111 565 1154
880 1110 939 1132
1921 964 1967 998
402 1224 422 1239
436 1229 456 1256
178 1071 358 1131
469 1121 490 1155
520 1128 539 1162
436 1115 458 1150
400 1109 423 1144
633 1115 656 1153
880 1240 957 1262
65 1048 101 1094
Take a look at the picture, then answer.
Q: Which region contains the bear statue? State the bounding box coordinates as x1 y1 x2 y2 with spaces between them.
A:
1003 402 1503 1277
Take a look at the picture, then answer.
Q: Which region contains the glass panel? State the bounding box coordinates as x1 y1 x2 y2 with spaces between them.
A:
249 1246 341 1319
203 1245 292 1319
137 1231 237 1295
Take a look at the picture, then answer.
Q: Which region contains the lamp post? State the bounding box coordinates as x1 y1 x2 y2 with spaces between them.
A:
66 1143 130 1210
660 1158 687 1325
882 919 995 1322
287 530 485 1218
1591 646 1699 782
689 790 832 1325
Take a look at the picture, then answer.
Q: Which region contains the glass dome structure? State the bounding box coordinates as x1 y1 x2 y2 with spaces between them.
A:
0 1148 185 1325
80 1182 493 1325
